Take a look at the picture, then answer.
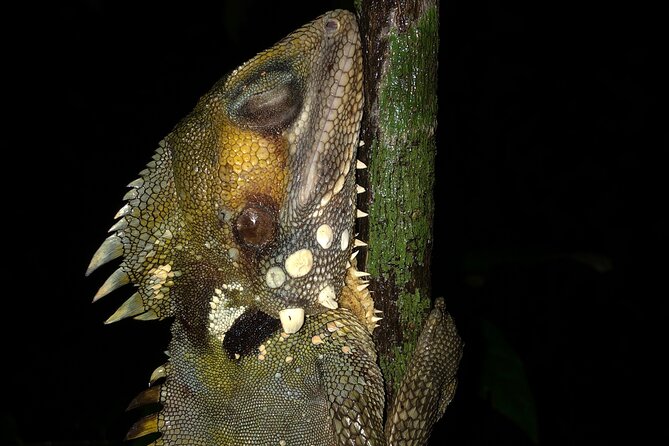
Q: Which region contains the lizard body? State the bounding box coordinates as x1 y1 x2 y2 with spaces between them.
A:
88 10 462 445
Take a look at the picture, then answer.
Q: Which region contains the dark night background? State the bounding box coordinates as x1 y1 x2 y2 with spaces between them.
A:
5 0 664 445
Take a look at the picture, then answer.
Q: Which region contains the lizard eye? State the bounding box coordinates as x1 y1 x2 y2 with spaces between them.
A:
324 18 340 34
238 82 301 130
228 67 303 133
234 205 277 249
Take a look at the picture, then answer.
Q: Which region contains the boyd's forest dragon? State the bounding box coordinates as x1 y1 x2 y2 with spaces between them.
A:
87 9 462 445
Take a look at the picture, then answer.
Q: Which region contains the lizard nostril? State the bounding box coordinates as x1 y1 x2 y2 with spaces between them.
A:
324 18 340 34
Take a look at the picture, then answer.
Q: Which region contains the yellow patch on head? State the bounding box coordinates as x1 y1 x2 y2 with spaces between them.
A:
216 119 288 209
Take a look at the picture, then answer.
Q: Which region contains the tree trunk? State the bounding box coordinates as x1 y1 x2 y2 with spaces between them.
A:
355 0 440 403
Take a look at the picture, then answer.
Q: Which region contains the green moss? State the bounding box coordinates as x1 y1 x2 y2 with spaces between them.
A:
366 6 440 390
367 6 439 282
354 0 363 15
380 290 432 393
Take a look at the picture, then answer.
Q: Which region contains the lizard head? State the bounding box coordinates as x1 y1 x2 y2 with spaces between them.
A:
87 10 365 336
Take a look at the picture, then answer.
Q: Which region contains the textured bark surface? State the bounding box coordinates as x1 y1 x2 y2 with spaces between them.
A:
355 0 440 402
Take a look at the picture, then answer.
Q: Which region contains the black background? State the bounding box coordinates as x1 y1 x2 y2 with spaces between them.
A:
5 0 664 444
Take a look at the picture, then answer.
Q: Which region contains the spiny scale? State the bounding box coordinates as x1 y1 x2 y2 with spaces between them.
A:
126 413 159 440
92 268 129 302
127 385 161 411
126 177 144 188
353 238 367 247
352 270 371 278
134 309 159 321
149 365 167 385
108 219 127 232
114 203 132 219
105 292 144 324
123 189 138 200
86 235 123 276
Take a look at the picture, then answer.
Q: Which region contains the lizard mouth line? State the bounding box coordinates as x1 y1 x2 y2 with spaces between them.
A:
298 47 356 207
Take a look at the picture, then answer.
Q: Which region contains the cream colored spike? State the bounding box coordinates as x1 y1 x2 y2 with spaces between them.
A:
93 268 129 302
122 189 138 201
86 235 123 276
108 219 127 233
353 238 367 247
352 270 371 278
134 309 159 321
356 283 370 291
126 178 144 188
149 365 166 385
114 204 132 219
105 292 145 324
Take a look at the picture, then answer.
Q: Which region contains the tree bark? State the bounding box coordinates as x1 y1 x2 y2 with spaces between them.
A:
355 0 440 403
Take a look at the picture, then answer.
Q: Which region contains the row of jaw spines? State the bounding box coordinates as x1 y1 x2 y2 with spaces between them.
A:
86 145 164 279
88 154 378 327
345 156 383 332
86 148 165 324
343 248 383 334
123 363 168 443
89 149 165 443
284 166 377 332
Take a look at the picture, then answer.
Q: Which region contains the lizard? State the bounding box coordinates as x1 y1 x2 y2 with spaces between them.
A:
87 9 463 445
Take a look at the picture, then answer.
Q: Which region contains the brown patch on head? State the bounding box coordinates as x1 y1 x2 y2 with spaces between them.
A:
232 193 280 256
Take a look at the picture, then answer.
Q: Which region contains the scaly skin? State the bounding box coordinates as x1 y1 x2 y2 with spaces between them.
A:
88 10 462 445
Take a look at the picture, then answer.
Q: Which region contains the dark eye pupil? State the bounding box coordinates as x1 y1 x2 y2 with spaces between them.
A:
235 207 276 248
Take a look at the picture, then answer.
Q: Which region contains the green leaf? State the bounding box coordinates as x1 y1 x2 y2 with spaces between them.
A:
478 319 539 443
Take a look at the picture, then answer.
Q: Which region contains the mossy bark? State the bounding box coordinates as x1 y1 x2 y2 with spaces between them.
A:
355 0 440 402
